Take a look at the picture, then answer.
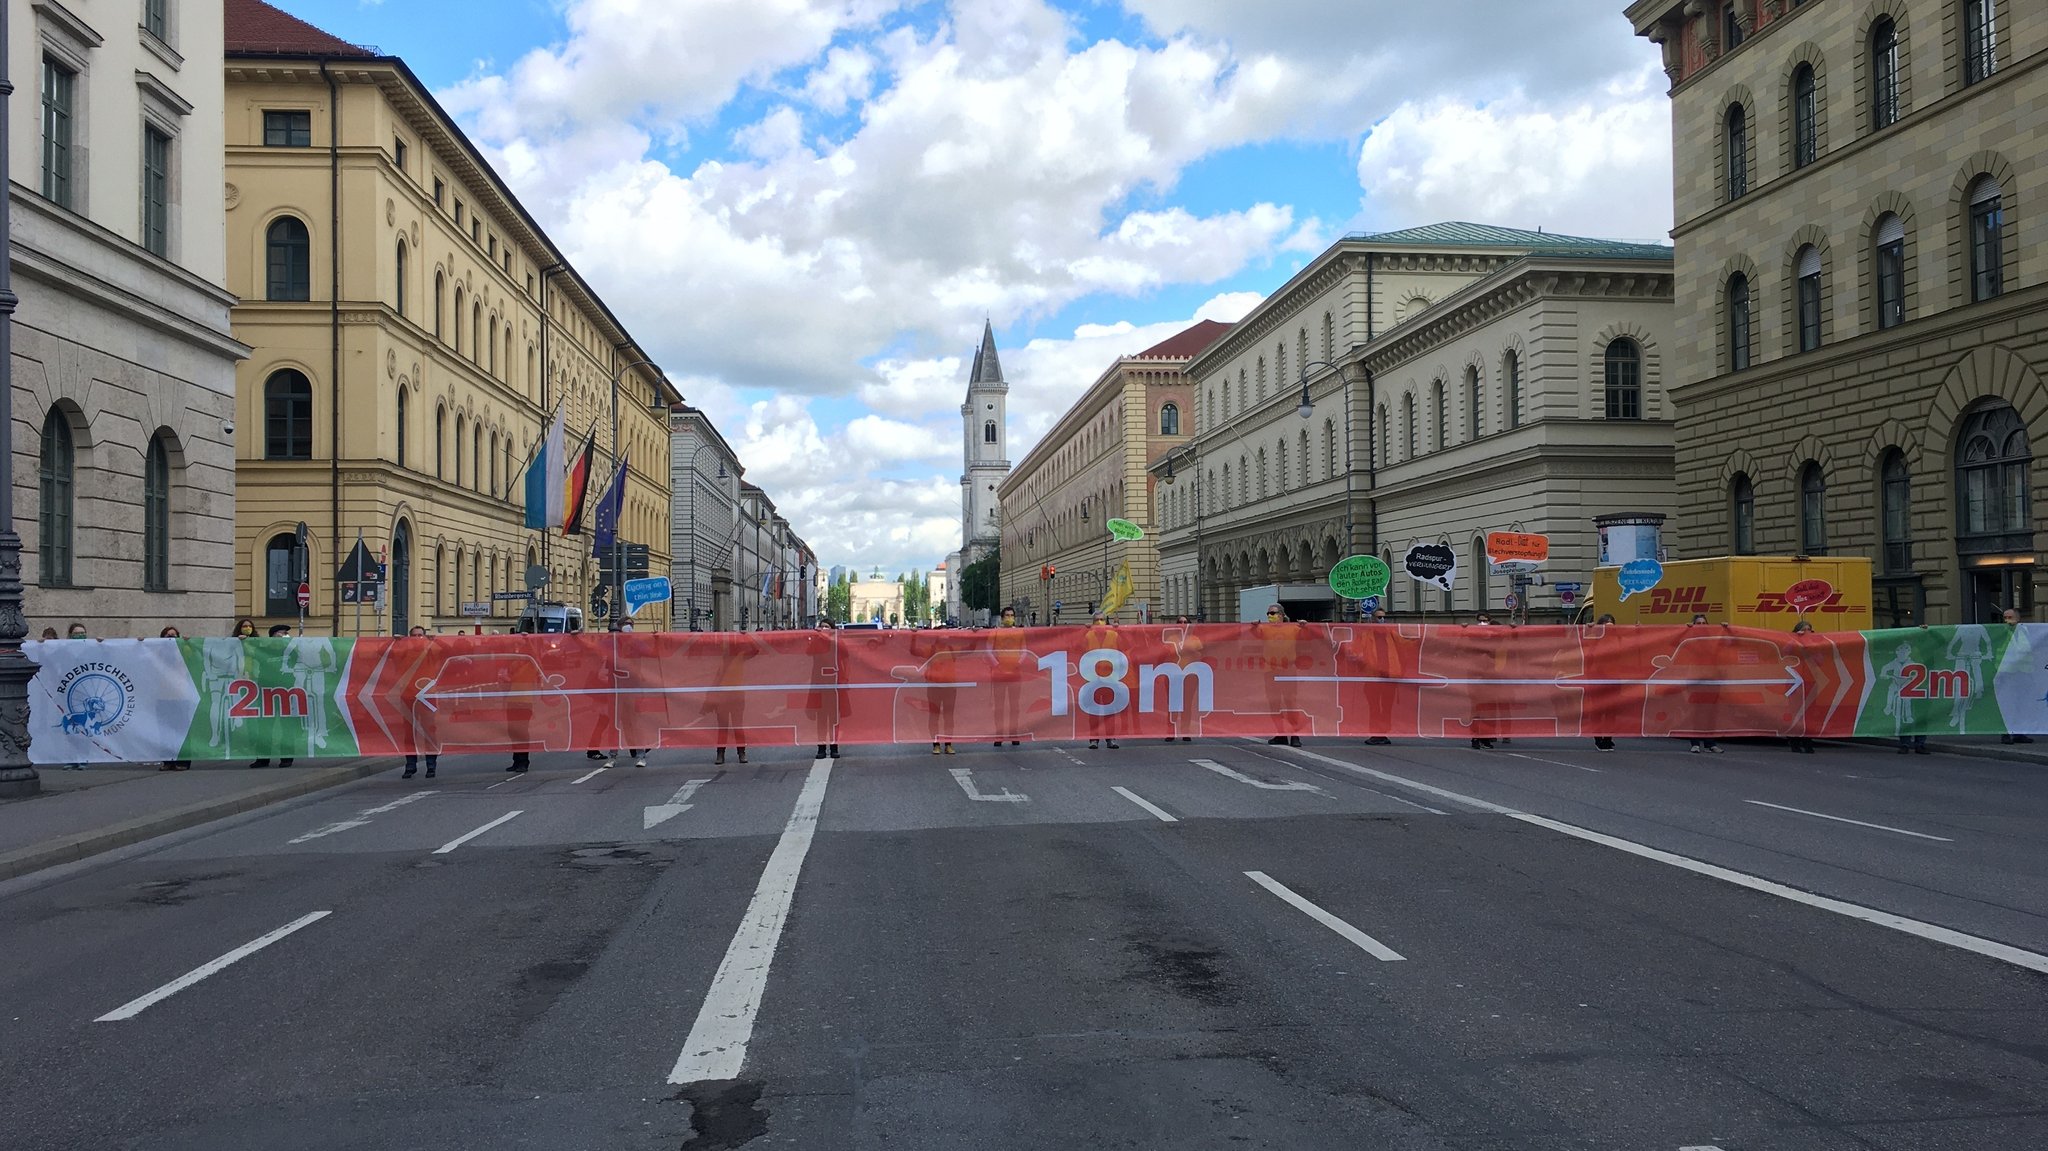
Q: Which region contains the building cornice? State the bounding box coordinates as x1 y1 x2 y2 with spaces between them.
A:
1365 258 1673 371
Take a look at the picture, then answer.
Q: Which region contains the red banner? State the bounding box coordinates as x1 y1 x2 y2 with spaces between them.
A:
342 623 1876 753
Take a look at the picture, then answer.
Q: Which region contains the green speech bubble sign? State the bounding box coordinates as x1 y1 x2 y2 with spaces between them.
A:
1328 554 1391 599
1106 518 1144 541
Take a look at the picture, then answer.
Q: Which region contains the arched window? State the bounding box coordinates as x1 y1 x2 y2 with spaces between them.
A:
1604 338 1641 418
1322 312 1334 360
265 217 310 301
487 317 498 375
488 430 499 495
505 441 514 503
1504 350 1522 428
1298 428 1310 487
1964 0 1998 85
433 544 445 616
144 432 171 591
395 387 409 469
1465 365 1481 439
1402 393 1416 457
38 407 74 586
1880 449 1912 573
433 272 444 338
1792 64 1818 168
1799 462 1828 554
264 533 299 615
1957 403 2031 543
1378 405 1390 465
1796 245 1823 351
1276 437 1288 491
1431 380 1446 449
1870 17 1900 130
472 423 483 489
453 287 464 349
1238 455 1248 503
1731 472 1755 555
1969 175 2004 302
1324 420 1337 479
983 420 997 444
471 302 482 362
434 405 446 478
1471 539 1489 611
1159 403 1179 436
1874 213 1905 328
454 415 466 485
1727 273 1752 369
264 370 313 459
1256 358 1267 401
1725 104 1748 200
1256 448 1268 499
394 241 407 317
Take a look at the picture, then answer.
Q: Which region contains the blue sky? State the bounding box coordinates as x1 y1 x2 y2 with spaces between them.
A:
270 0 1673 575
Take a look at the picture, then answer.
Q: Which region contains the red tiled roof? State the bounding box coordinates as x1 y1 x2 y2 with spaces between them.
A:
225 0 374 57
1137 319 1232 360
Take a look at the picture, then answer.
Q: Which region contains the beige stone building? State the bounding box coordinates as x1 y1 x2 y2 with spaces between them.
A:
1154 224 1676 622
13 0 246 637
1626 0 2045 624
997 321 1224 624
847 571 904 626
225 0 675 636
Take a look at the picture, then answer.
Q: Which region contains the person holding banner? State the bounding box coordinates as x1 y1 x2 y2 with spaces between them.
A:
400 626 439 778
1083 613 1123 750
1163 616 1201 743
813 617 842 760
1261 605 1305 747
990 607 1027 746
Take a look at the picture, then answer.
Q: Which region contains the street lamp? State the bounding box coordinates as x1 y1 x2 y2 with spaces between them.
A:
1295 356 1375 605
608 356 672 631
0 25 35 797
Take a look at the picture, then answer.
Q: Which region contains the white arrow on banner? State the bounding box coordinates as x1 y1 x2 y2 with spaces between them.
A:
1277 671 1806 698
645 779 710 830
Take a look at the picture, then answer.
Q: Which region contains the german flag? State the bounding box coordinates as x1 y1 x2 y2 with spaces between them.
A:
560 427 597 534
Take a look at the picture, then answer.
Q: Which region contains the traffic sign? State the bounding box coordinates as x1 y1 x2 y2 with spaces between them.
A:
492 590 533 602
1554 582 1584 593
1504 592 1521 611
1559 589 1578 606
1053 600 1063 614
623 576 671 616
296 582 311 610
460 601 491 617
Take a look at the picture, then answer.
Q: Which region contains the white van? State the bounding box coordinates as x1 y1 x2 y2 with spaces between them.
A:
514 603 585 634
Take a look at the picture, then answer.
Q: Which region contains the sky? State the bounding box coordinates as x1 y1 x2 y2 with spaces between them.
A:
288 0 1675 577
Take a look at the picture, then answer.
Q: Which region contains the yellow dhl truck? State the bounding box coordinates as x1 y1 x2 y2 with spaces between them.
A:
1589 556 1874 632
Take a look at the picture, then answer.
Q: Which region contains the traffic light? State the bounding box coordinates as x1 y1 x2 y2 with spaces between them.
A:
1041 563 1056 581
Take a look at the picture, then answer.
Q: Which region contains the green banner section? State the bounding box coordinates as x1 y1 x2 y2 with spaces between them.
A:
175 637 360 762
1855 625 2023 738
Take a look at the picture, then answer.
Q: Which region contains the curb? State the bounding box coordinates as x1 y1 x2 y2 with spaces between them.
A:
0 759 391 883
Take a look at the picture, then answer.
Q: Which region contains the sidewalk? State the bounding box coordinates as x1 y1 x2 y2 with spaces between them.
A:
0 758 391 882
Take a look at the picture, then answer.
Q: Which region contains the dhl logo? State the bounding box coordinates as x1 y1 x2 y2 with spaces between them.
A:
1749 592 1864 614
1637 587 1725 616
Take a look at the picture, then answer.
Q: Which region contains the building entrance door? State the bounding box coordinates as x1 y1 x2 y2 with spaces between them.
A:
1962 564 2033 623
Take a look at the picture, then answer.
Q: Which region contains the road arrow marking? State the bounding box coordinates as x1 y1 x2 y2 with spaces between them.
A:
1193 758 1325 793
645 778 710 829
949 767 1028 803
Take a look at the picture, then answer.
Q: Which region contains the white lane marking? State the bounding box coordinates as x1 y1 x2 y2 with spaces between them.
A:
572 766 608 785
645 779 710 829
1679 1146 1728 1150
1284 746 2048 977
1241 748 1433 810
950 767 1028 803
288 790 435 844
1282 746 1520 815
485 776 518 790
1112 786 1178 823
1245 871 1405 962
669 760 833 1084
1504 751 1602 774
1743 799 1954 842
1193 758 1326 793
433 810 524 854
96 911 332 1022
1512 812 2048 976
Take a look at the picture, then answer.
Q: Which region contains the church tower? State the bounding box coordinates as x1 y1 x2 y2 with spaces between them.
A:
959 320 1011 565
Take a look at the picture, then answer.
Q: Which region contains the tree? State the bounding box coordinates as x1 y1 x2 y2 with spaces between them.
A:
901 568 932 624
825 574 851 624
960 546 1000 616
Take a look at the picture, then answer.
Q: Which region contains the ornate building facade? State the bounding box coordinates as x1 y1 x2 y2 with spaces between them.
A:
1626 0 2045 623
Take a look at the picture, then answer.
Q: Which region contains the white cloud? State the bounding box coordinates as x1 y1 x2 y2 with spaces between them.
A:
1354 69 1673 241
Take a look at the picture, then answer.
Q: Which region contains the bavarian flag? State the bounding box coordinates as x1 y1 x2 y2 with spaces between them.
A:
560 428 597 534
1101 559 1134 618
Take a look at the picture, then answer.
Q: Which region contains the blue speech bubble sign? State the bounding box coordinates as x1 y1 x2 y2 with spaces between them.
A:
1617 559 1663 601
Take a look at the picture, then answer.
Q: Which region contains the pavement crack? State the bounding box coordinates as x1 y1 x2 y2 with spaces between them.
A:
670 1078 769 1150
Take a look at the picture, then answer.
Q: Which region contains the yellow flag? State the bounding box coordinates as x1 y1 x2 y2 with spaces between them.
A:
1101 559 1134 618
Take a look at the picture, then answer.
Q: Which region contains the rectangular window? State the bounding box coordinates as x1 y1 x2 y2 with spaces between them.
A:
1964 0 1997 86
1971 197 2004 302
1876 239 1904 329
433 177 446 207
471 219 481 244
455 200 465 228
263 110 312 147
393 135 408 172
141 127 170 257
1797 273 1822 351
41 57 75 208
1793 70 1818 168
144 0 169 41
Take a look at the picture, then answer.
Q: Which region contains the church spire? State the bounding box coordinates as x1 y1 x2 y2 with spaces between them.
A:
971 319 1004 385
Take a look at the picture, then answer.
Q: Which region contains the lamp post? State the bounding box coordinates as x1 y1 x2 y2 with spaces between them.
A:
0 21 35 798
608 357 669 631
1295 357 1374 601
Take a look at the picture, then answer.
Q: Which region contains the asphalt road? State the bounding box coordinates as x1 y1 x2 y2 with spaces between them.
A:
3 736 2046 1150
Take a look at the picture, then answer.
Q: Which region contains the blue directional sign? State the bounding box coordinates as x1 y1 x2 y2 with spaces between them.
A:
623 576 671 617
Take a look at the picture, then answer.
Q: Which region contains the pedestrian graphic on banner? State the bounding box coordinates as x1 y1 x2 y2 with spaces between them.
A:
284 631 339 755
